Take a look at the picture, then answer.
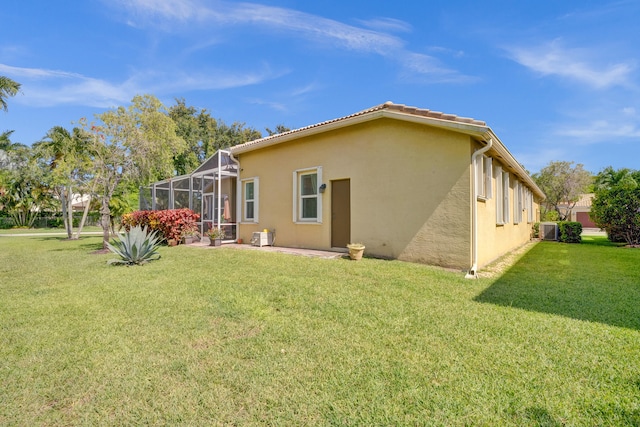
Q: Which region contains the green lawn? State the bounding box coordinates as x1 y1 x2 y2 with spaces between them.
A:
0 226 103 235
0 236 638 426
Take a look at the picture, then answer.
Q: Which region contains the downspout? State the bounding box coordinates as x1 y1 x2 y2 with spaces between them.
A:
466 137 493 279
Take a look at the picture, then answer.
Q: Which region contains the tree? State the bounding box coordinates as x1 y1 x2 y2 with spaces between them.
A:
34 126 93 239
0 76 20 112
168 99 263 174
85 94 186 248
169 99 219 175
265 124 291 136
591 186 640 245
593 166 639 191
0 143 53 227
532 161 593 221
591 167 640 245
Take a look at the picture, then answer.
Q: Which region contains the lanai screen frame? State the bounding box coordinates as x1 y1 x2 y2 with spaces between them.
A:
140 150 238 240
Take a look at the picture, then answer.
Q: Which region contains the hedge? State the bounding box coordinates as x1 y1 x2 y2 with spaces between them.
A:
558 221 582 243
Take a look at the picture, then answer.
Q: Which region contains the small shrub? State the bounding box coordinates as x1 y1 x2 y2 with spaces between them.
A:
558 221 582 243
532 222 540 238
107 225 162 265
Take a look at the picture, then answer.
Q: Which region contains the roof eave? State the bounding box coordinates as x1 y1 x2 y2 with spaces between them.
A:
230 106 546 200
230 109 489 155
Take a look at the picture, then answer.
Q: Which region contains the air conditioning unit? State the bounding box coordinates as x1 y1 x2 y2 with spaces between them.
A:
251 231 274 247
540 222 558 241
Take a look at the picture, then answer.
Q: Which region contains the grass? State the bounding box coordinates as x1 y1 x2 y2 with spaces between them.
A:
0 226 103 235
0 236 639 425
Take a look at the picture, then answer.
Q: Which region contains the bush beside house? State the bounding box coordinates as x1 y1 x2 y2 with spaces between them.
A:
558 221 582 243
121 208 200 244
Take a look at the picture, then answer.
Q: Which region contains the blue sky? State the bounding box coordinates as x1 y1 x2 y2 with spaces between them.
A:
1 0 639 174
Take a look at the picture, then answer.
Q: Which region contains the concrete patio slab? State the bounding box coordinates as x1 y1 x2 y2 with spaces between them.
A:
187 241 346 259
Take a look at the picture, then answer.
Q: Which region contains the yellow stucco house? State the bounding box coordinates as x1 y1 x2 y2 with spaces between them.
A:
143 102 544 276
231 102 544 276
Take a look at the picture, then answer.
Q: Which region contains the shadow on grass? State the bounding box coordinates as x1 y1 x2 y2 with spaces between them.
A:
36 236 105 252
475 237 640 330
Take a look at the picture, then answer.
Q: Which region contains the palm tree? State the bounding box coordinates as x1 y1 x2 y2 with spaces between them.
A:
35 126 93 238
0 76 21 112
593 166 637 191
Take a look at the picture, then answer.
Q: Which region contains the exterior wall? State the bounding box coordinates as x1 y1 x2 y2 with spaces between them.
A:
476 154 540 268
236 118 473 269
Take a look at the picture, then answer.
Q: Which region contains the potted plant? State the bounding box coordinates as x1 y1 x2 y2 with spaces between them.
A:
347 243 365 260
205 227 226 246
181 225 200 245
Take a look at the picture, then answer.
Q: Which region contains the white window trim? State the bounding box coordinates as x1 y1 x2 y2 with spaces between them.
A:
476 155 493 200
495 165 504 225
514 180 523 224
503 171 510 224
292 166 322 224
527 187 534 223
241 177 258 223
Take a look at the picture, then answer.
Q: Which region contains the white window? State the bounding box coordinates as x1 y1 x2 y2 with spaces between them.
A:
495 165 510 225
514 181 523 224
503 171 511 224
476 155 493 200
242 178 258 222
526 187 534 223
293 167 322 223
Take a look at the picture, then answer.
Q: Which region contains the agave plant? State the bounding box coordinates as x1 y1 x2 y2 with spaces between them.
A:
106 225 162 266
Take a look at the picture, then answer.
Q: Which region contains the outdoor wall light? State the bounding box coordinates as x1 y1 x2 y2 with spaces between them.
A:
319 183 327 193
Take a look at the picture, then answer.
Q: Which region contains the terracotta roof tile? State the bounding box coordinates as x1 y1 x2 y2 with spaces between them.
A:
231 102 486 153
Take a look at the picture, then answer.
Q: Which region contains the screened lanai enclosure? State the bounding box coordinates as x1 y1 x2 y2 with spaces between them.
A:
140 150 238 241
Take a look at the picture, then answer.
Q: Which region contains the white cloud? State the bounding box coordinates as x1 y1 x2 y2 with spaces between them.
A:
111 0 471 81
400 52 474 83
0 63 85 80
552 106 640 145
556 120 640 141
356 17 413 33
0 62 282 108
506 39 634 89
290 82 321 97
116 0 198 22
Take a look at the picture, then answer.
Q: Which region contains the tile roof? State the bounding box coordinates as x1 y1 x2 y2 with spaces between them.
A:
231 102 486 153
229 101 545 199
379 101 486 126
559 193 594 208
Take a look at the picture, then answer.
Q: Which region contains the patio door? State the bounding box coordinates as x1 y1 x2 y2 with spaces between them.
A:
331 179 350 248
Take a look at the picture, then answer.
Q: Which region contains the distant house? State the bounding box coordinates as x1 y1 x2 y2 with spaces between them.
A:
560 193 596 228
144 102 545 276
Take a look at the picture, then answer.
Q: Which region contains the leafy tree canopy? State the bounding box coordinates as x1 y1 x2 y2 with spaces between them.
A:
591 166 640 245
86 94 187 247
0 76 21 112
168 98 263 175
532 161 593 221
